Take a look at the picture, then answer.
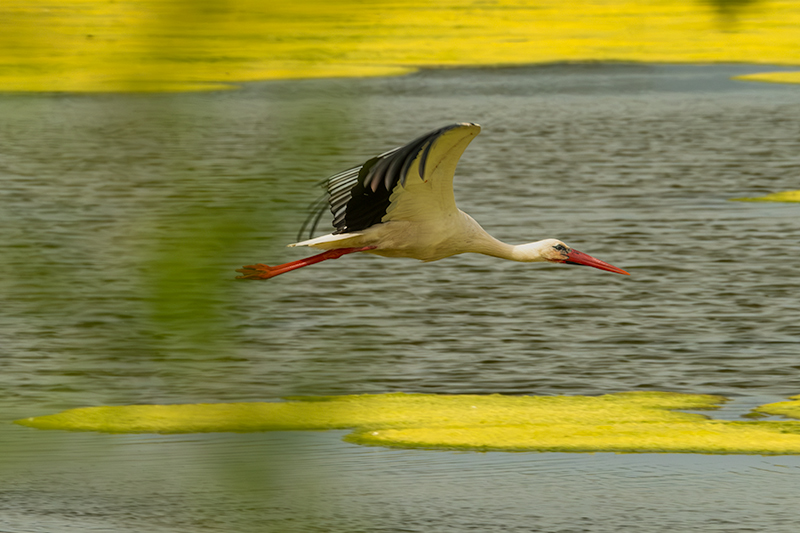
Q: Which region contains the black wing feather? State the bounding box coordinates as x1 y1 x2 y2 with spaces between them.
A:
298 124 462 240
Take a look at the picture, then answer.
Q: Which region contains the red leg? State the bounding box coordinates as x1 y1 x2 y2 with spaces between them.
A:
235 246 376 280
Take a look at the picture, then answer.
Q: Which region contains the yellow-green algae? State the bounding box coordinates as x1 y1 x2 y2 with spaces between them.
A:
754 395 800 419
14 392 800 454
730 190 800 203
4 0 800 93
734 72 800 85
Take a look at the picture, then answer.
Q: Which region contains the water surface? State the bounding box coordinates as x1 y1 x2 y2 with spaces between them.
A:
2 64 800 532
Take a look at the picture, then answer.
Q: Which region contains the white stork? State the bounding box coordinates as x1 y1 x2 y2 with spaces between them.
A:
237 123 629 279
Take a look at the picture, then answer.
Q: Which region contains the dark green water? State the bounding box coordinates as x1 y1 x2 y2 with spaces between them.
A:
2 64 800 532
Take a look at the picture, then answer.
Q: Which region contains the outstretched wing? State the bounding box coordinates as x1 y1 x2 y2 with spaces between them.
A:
298 122 480 240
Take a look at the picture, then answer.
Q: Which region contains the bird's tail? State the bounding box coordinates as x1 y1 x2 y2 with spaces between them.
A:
288 232 365 248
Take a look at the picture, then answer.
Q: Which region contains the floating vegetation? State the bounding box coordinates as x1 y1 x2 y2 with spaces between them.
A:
754 395 800 419
15 392 800 454
3 1 800 92
734 72 800 85
730 191 800 203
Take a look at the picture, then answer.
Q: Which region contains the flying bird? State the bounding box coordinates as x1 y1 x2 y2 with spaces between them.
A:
236 123 629 280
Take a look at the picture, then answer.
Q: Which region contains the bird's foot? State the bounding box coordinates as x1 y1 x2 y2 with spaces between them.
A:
235 264 281 280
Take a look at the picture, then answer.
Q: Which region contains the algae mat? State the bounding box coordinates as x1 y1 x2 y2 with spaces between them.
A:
730 190 800 203
15 392 800 454
3 0 800 92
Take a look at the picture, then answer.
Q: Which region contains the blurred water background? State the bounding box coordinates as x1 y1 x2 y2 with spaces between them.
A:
2 64 800 532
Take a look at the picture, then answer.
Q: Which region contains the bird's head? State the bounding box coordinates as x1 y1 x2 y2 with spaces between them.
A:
520 239 629 275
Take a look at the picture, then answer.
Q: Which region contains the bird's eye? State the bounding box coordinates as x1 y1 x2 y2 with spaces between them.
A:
553 244 568 252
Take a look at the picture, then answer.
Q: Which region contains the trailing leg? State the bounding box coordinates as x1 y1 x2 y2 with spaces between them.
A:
235 246 376 280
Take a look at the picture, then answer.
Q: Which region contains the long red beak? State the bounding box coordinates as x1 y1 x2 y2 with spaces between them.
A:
564 249 630 276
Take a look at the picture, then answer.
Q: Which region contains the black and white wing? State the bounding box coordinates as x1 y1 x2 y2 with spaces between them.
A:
298 122 480 240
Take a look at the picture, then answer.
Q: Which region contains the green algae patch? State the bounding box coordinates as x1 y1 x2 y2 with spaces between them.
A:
734 72 800 85
349 420 800 454
14 391 800 454
5 1 800 93
730 190 800 203
753 395 800 419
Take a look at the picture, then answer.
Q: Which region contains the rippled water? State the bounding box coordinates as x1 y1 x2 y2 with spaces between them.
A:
2 64 800 532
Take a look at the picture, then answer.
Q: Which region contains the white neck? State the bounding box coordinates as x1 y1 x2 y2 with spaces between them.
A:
470 234 554 263
457 213 558 263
